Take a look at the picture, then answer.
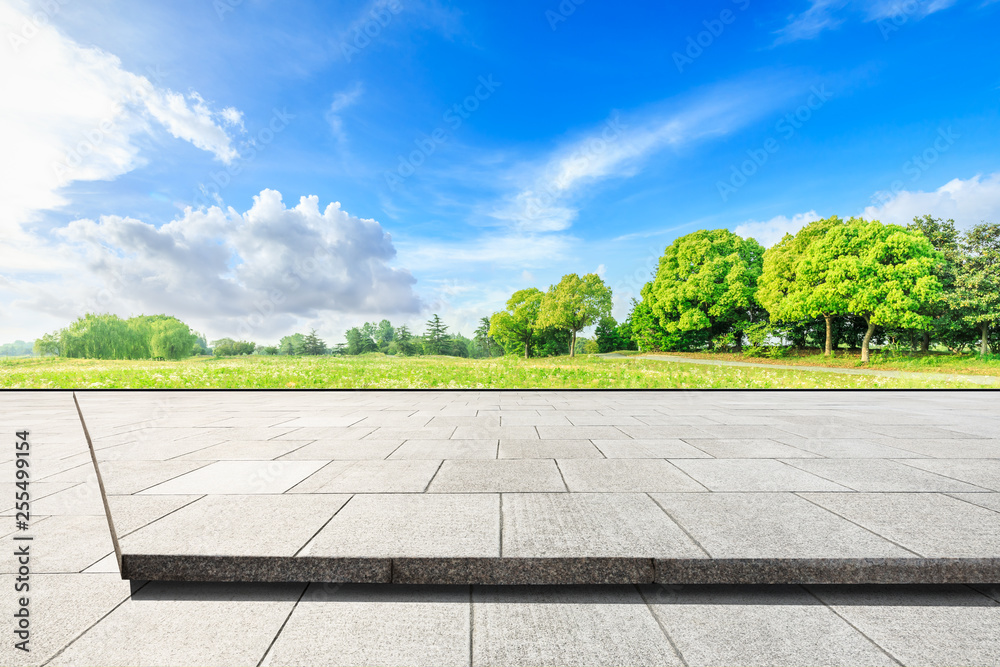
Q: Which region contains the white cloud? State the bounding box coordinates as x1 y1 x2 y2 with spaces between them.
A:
326 83 364 143
862 173 1000 228
0 1 243 233
775 0 959 43
733 211 822 247
490 76 797 234
5 190 420 339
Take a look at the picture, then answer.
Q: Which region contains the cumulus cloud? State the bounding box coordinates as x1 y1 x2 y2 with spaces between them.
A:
733 211 823 247
9 190 420 338
862 173 1000 228
0 1 243 233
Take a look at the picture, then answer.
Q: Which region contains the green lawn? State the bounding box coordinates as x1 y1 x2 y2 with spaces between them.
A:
0 354 985 389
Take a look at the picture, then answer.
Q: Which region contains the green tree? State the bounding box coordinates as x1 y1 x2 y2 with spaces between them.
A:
424 314 449 355
376 320 395 346
646 230 764 351
148 318 197 360
537 273 613 357
279 333 306 355
758 216 846 356
907 215 963 352
952 222 1000 355
258 345 279 355
301 329 328 355
801 218 942 362
594 316 627 353
33 333 60 357
212 338 256 356
489 288 544 358
474 317 497 357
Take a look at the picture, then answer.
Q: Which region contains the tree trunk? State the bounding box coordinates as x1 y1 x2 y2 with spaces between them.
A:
524 341 529 359
570 330 577 357
861 317 876 363
921 330 930 354
981 323 991 356
824 315 833 357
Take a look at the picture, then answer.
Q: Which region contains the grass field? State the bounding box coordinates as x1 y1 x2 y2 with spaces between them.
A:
0 353 988 389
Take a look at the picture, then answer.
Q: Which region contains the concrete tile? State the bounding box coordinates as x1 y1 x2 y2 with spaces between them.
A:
277 439 404 460
89 460 211 495
948 493 1000 513
875 439 1000 458
121 494 350 556
768 424 883 439
498 439 604 458
650 493 911 558
83 551 121 573
670 459 850 492
783 459 985 492
558 459 707 492
452 425 539 440
810 585 1000 666
616 425 712 439
861 424 989 439
473 586 682 666
389 439 498 459
682 438 817 458
694 425 808 440
499 413 572 426
176 439 313 460
269 414 366 428
0 516 115 573
900 459 1000 491
96 437 228 461
138 460 327 494
27 482 106 515
363 427 457 440
536 425 631 440
563 411 645 426
302 494 499 557
0 481 81 515
107 494 205 535
429 460 566 493
801 493 1000 557
299 460 442 493
272 426 376 440
643 585 895 666
50 582 305 667
0 573 133 666
502 493 704 558
777 438 932 459
262 584 470 667
592 439 710 459
425 415 501 428
176 426 299 442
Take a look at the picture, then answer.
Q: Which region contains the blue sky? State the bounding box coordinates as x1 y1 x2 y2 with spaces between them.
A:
2 0 999 344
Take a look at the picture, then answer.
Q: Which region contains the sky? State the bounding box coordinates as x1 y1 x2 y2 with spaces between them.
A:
1 0 999 345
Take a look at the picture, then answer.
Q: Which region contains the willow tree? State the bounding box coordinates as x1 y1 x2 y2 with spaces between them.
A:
537 273 612 357
800 218 942 362
758 216 847 355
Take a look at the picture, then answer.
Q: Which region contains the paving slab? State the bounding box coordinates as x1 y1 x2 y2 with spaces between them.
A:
669 459 851 492
277 438 404 460
782 458 986 492
138 460 328 494
682 438 818 458
497 439 604 458
642 585 896 666
261 584 470 667
290 459 442 493
557 459 707 492
428 459 566 492
591 439 710 458
473 586 682 666
389 439 498 459
900 458 1000 491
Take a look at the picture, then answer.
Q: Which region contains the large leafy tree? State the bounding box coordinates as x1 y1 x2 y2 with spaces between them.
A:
951 222 1000 355
907 215 964 352
489 288 544 358
800 218 942 362
758 216 847 355
537 273 613 357
647 229 764 350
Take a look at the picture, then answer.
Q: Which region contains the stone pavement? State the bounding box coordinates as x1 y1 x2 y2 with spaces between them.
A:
2 390 1000 665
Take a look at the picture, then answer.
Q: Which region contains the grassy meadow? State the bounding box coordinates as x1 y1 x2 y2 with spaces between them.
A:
0 353 988 389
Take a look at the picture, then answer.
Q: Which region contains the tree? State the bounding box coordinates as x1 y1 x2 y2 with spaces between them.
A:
537 273 613 357
258 346 279 355
474 317 497 357
801 218 942 362
424 314 449 355
279 333 306 355
489 288 544 358
951 222 1000 355
594 316 630 353
376 320 395 347
148 318 197 360
212 338 256 356
646 230 764 351
758 216 847 355
301 329 328 355
907 215 962 352
33 333 60 357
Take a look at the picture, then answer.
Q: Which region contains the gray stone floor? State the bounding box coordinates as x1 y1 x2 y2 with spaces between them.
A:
2 390 1000 665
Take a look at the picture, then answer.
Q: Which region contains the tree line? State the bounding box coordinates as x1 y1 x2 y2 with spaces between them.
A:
33 314 206 360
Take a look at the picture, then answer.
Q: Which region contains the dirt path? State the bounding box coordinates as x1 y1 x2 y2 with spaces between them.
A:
597 353 1000 386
